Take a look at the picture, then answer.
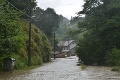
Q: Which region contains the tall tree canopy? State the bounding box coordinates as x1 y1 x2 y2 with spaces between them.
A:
76 0 120 66
7 0 37 11
33 7 60 38
6 0 37 18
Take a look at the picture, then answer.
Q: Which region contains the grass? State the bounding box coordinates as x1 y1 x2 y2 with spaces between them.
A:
0 65 42 75
81 64 86 70
16 65 42 72
111 66 120 71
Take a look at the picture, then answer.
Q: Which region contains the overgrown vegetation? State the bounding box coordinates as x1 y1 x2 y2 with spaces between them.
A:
33 7 60 38
76 0 120 66
0 0 51 71
81 64 86 70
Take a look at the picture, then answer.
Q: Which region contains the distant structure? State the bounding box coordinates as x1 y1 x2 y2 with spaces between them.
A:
57 40 77 57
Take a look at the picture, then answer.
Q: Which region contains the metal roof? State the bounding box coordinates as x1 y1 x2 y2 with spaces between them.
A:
57 40 75 47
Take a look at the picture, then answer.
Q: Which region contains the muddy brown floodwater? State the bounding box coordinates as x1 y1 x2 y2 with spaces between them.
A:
0 56 120 80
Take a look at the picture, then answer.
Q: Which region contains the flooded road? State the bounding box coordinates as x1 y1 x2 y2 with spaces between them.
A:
0 56 120 80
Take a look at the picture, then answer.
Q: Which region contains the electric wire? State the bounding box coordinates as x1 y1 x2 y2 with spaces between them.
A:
6 0 31 18
8 0 30 14
7 0 40 22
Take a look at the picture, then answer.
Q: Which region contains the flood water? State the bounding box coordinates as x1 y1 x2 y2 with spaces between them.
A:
0 56 120 80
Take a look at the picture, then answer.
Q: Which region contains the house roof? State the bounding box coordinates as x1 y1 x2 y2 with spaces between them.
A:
57 40 75 47
55 45 62 51
64 40 74 46
57 41 65 46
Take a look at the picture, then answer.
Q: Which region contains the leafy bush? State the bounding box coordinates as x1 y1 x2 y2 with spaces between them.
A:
111 66 120 71
106 48 120 66
81 64 86 70
31 55 42 65
0 0 51 71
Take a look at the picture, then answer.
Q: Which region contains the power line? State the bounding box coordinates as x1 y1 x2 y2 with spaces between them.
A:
6 0 31 18
0 0 39 30
13 0 29 8
6 1 40 22
9 0 30 13
0 2 27 30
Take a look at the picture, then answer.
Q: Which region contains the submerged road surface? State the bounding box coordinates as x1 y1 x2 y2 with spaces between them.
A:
0 56 120 80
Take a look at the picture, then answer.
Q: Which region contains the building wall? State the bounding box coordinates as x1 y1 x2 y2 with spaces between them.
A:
63 46 68 50
69 41 77 50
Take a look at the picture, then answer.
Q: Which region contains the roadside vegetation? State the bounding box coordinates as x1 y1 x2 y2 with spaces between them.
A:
0 0 61 71
0 0 120 72
74 0 120 70
81 64 86 70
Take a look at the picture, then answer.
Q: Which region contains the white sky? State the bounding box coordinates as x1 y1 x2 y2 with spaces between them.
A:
36 0 85 19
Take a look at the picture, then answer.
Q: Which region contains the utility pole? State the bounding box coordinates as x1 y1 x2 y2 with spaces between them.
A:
53 33 56 59
28 0 32 66
68 35 70 56
68 35 69 50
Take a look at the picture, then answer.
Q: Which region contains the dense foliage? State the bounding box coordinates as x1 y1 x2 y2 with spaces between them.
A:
7 0 37 18
0 0 23 55
55 15 70 40
33 7 60 38
76 0 120 66
0 0 51 71
55 16 83 41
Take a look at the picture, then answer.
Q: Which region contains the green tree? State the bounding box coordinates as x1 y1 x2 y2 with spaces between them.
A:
0 0 52 70
7 0 37 14
33 7 60 38
55 15 70 40
0 0 24 55
76 0 120 65
106 48 120 66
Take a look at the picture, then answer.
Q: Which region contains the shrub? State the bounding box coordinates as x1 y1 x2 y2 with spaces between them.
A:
106 48 120 66
81 64 86 70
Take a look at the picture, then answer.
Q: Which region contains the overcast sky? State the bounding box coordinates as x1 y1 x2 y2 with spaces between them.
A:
36 0 85 19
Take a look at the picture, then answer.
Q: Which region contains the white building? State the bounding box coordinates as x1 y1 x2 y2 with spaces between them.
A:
57 40 77 56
